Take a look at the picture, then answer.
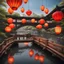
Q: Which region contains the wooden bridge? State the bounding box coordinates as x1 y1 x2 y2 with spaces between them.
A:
0 34 64 61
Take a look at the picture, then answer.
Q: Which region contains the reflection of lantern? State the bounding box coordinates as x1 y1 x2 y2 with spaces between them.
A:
34 53 39 60
26 10 32 16
21 7 25 13
44 23 48 27
52 11 63 22
8 56 14 64
39 19 45 25
39 55 44 62
29 49 34 57
5 26 12 32
55 25 62 35
24 42 28 46
36 24 42 29
6 0 23 10
8 8 14 14
7 18 13 24
40 5 45 11
9 24 15 29
21 19 26 24
44 8 49 14
31 19 36 23
24 0 28 4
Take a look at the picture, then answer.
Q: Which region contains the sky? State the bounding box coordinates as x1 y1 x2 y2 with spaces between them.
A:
6 0 62 16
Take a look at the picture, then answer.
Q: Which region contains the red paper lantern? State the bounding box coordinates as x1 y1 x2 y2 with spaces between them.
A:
52 11 63 22
8 8 14 14
39 19 45 24
5 26 12 32
44 8 49 14
39 55 44 62
55 25 62 35
7 18 13 24
29 49 34 57
34 53 39 60
21 7 25 13
36 24 42 29
24 0 28 4
8 56 14 64
26 10 32 16
9 24 15 29
6 0 23 10
31 19 36 23
44 23 48 27
40 5 45 11
21 19 26 24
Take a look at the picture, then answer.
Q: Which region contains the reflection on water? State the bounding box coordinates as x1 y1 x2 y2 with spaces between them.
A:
0 42 64 64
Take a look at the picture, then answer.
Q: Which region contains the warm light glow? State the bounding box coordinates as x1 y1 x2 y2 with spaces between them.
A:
8 8 14 14
36 24 42 29
9 24 15 29
29 49 34 57
39 19 45 25
39 55 44 62
44 23 49 27
21 7 25 13
5 26 12 32
44 8 49 14
24 42 28 46
55 25 62 35
34 53 39 60
21 19 27 24
31 19 36 23
40 5 45 11
7 18 13 24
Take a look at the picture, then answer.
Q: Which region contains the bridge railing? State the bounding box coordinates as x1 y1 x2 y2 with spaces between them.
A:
0 36 15 55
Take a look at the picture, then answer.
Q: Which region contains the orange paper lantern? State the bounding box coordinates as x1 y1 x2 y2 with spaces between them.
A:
5 26 12 32
40 5 45 11
55 25 62 35
29 49 34 57
34 53 39 60
9 24 15 29
31 19 36 23
36 24 42 29
39 55 44 62
24 42 28 46
44 8 49 14
44 23 48 27
21 7 25 13
8 56 14 64
39 19 45 24
8 8 14 14
7 18 13 24
21 19 26 24
6 0 23 10
26 10 32 16
24 0 28 4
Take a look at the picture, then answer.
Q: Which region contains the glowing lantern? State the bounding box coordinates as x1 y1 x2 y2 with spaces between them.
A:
6 0 23 10
8 8 14 14
5 26 12 32
44 23 48 27
24 42 28 46
36 24 42 29
29 49 34 57
40 5 45 11
52 11 63 22
7 18 13 24
39 55 44 62
8 56 14 64
31 19 36 23
21 7 25 13
39 19 45 24
44 8 49 14
21 19 26 24
9 24 15 29
34 53 39 60
26 10 32 16
55 25 62 35
24 0 28 4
